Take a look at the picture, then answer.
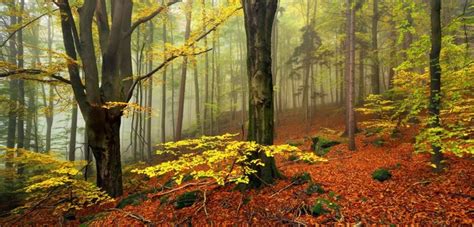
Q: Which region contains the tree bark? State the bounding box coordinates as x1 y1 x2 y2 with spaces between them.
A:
242 0 280 187
161 0 167 143
175 0 193 141
346 0 356 151
370 0 380 94
429 0 444 172
16 0 25 149
68 102 78 161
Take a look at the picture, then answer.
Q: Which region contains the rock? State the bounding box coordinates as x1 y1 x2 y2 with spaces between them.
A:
311 136 340 156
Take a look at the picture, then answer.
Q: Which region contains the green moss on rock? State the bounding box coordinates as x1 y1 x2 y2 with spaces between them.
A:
372 168 392 182
311 137 340 156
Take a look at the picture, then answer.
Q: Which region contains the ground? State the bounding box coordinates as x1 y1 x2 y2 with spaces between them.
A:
5 107 474 225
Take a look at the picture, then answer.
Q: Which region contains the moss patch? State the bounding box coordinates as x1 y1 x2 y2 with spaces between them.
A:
174 190 200 209
311 136 340 156
372 168 392 182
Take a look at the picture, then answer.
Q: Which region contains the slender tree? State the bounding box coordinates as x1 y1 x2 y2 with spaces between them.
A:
176 0 193 141
429 0 444 172
346 0 356 151
370 0 380 94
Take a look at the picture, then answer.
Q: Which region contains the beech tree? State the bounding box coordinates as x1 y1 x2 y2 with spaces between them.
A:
241 0 280 187
429 0 443 172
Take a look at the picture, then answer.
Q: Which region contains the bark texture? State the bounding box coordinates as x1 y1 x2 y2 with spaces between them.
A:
242 0 280 187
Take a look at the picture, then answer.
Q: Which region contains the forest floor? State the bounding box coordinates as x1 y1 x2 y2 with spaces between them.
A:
10 107 474 225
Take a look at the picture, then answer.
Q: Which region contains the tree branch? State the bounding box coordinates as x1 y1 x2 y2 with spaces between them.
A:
0 69 73 85
0 8 60 48
125 5 242 102
126 48 212 102
124 0 181 38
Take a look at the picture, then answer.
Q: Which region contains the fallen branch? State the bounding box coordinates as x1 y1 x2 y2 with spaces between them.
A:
150 181 215 199
270 181 296 198
108 208 152 224
397 180 431 198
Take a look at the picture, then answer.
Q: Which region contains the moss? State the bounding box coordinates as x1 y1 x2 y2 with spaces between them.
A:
372 168 392 182
116 191 148 208
174 191 199 209
291 172 312 185
159 195 170 206
305 182 324 195
311 136 340 156
372 138 385 147
286 139 304 147
288 153 299 161
310 200 328 216
364 127 383 136
310 198 339 216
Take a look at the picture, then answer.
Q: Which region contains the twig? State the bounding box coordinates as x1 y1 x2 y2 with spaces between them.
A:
236 195 243 214
270 182 296 198
108 208 152 224
0 8 60 47
150 181 214 199
397 180 431 198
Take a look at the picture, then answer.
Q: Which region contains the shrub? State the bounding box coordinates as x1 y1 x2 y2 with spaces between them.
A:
133 134 327 187
0 149 112 216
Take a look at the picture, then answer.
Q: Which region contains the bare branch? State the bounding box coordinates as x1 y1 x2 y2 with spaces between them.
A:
0 8 60 48
124 0 181 38
126 48 212 102
0 69 72 85
125 6 242 102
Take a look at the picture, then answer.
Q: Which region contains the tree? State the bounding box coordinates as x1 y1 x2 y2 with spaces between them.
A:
370 0 380 94
346 0 356 151
54 0 185 197
428 0 443 172
175 0 193 141
241 0 280 187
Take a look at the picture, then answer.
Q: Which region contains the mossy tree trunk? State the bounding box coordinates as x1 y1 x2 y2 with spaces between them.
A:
242 0 280 188
429 0 444 172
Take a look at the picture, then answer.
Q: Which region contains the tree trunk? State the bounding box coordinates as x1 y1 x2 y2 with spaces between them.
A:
175 0 193 141
87 109 123 197
16 0 25 149
429 0 444 172
147 21 154 160
242 0 280 187
357 48 365 105
68 102 78 161
161 1 167 143
370 0 380 94
346 0 356 151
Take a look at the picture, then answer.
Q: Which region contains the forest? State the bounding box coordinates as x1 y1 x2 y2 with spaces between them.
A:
0 0 472 225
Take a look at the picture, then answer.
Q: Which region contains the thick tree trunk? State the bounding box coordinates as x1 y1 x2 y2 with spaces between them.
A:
87 109 123 197
242 0 280 187
429 0 444 172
